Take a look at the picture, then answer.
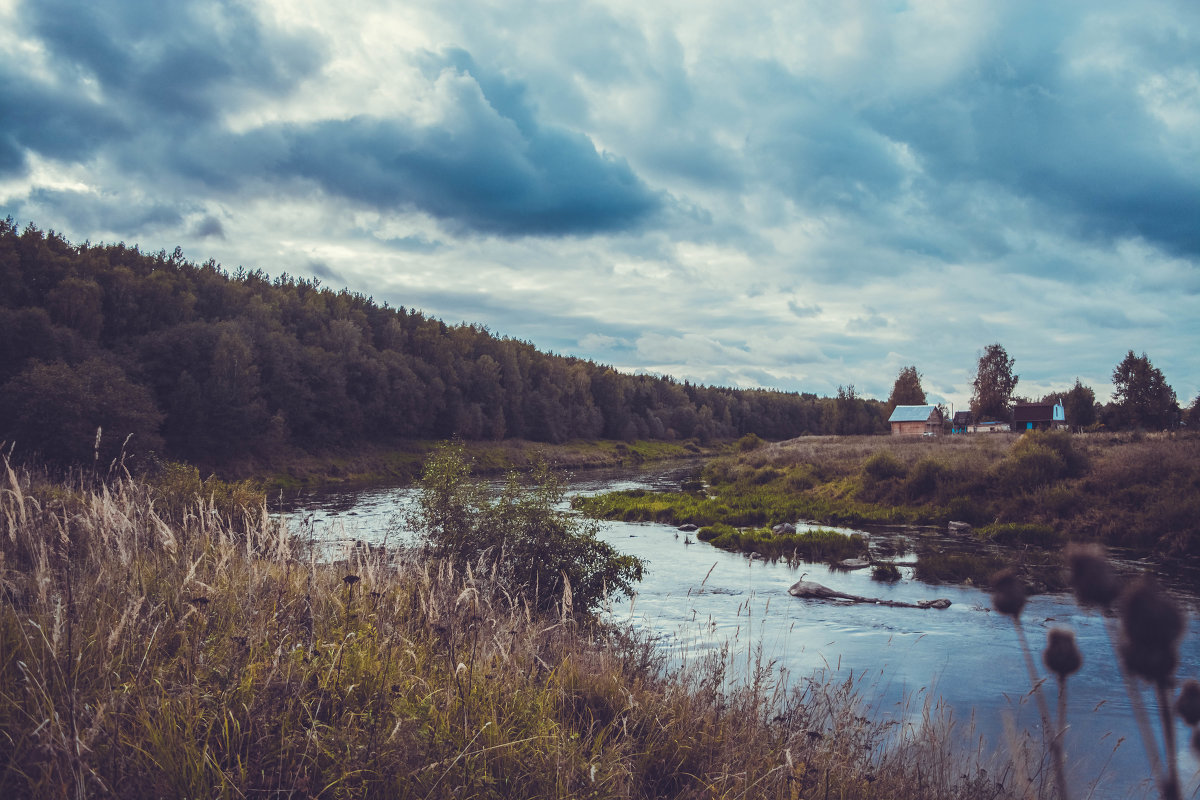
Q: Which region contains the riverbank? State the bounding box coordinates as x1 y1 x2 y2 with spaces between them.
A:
207 437 721 493
573 430 1200 586
0 461 1024 799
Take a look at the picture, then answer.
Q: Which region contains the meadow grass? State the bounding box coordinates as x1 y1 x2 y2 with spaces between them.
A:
0 459 1027 799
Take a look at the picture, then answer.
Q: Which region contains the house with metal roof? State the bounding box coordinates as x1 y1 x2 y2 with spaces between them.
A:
888 405 943 436
1013 401 1067 431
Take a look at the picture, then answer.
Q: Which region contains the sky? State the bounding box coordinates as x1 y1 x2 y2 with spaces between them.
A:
1 0 1197 410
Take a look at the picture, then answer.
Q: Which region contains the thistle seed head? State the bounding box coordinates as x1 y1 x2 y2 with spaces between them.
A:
1118 635 1179 685
1043 628 1082 680
1066 543 1120 609
1177 679 1200 727
1117 577 1184 684
343 574 360 586
991 569 1027 618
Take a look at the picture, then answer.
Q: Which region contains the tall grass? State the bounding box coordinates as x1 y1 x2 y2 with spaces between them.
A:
1 458 1025 799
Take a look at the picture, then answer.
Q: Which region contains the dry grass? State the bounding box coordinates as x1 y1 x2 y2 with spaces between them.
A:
1 458 1028 799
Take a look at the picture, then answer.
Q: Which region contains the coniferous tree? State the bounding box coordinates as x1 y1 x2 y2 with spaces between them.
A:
1112 351 1177 430
888 366 926 407
970 344 1019 421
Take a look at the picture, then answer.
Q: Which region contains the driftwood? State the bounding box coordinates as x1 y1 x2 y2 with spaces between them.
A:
788 580 951 610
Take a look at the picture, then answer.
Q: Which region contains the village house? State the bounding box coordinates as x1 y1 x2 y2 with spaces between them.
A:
1012 401 1067 431
888 405 943 436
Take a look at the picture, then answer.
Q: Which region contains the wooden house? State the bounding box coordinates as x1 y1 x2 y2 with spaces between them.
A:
1013 401 1067 431
888 405 943 436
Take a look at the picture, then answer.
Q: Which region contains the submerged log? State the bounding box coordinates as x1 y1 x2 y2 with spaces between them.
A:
788 580 951 610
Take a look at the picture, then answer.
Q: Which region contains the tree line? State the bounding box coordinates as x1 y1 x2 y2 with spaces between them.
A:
889 344 1196 431
0 221 889 468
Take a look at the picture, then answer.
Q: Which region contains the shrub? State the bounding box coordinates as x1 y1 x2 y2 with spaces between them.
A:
872 563 902 582
995 441 1067 492
415 441 643 615
862 451 907 482
942 495 990 526
150 461 265 531
735 433 765 452
904 457 948 502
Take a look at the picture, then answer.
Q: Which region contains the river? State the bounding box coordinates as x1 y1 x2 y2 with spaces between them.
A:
277 464 1200 799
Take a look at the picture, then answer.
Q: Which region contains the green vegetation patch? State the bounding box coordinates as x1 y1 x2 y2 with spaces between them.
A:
697 524 866 563
976 522 1062 547
914 552 1010 586
871 563 902 582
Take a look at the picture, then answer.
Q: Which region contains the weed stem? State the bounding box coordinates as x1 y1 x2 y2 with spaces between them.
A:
1014 619 1069 800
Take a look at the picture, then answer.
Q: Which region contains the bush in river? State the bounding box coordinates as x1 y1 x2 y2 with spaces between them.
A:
414 441 643 615
697 523 866 563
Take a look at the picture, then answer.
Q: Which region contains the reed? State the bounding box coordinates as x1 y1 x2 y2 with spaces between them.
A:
1 457 1026 799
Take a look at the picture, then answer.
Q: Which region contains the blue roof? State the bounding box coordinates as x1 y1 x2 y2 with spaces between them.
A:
888 405 940 423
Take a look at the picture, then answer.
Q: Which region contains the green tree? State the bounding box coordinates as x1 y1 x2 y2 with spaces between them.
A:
1112 351 1177 430
971 344 1019 421
888 365 926 407
0 358 164 466
413 442 644 615
1063 379 1096 430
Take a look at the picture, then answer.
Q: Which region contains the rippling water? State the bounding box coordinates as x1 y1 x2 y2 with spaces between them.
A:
277 464 1200 799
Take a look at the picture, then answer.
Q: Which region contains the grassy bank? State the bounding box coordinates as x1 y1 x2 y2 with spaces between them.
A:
573 431 1200 586
216 437 718 493
0 461 1027 799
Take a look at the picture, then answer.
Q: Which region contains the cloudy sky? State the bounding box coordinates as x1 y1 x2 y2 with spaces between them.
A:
2 0 1197 409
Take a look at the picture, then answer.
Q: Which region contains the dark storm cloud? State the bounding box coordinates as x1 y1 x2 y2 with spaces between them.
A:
3 2 660 237
268 110 660 237
225 48 664 236
28 0 324 121
0 63 126 176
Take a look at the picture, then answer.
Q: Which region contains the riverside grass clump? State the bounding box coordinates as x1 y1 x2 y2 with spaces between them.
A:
991 545 1200 800
696 523 866 563
1 458 1028 800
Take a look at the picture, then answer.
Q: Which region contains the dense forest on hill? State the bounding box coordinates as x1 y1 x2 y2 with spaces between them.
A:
0 220 887 468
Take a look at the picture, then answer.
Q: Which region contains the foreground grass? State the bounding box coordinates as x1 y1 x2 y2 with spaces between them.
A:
0 461 1024 799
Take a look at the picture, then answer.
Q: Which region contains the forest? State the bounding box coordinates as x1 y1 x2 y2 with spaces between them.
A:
0 220 889 469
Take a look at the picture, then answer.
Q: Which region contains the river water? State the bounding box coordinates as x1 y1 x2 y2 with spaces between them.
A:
277 464 1200 799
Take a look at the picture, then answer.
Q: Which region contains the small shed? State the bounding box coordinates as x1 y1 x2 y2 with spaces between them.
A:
888 405 943 436
1013 402 1066 431
951 411 972 434
968 421 1011 433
